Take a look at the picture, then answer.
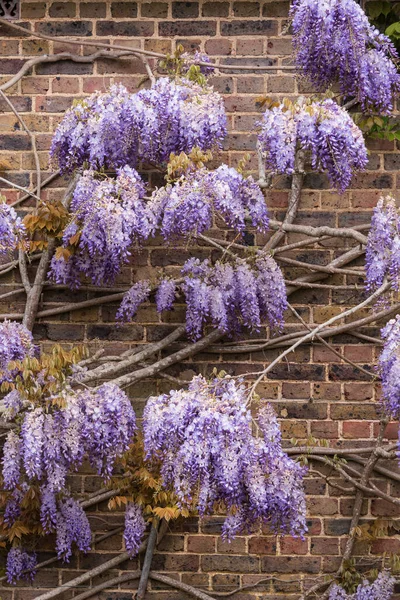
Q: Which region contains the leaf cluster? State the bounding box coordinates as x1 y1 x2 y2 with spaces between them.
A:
108 436 191 524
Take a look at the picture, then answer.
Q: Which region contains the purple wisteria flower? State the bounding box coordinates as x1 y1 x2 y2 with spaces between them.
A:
0 320 34 383
143 375 307 540
0 201 25 256
258 98 368 192
50 78 227 174
117 280 151 322
365 195 400 292
49 167 151 287
177 255 287 340
149 164 269 240
1 382 137 577
378 315 400 419
124 503 147 557
290 0 400 114
155 278 177 313
6 547 37 584
328 571 395 599
56 497 92 561
181 51 215 76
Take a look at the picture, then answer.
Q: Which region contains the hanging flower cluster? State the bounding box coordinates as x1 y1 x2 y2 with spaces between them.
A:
365 195 400 292
143 375 307 540
49 167 151 287
118 255 287 340
258 98 368 192
180 256 287 339
2 382 136 572
328 571 395 600
290 0 400 114
6 547 37 584
0 320 35 384
149 164 269 240
0 201 25 256
378 315 400 419
50 77 227 174
124 502 147 557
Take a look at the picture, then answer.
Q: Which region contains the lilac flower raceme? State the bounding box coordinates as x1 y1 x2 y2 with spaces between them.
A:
116 280 151 322
124 503 147 557
378 315 400 419
365 195 400 292
6 547 37 584
50 78 227 174
0 320 34 383
328 571 395 600
0 201 25 256
2 383 136 577
155 278 177 313
49 167 151 287
56 497 91 561
290 0 400 114
179 256 286 340
149 165 269 240
2 431 22 490
143 375 307 540
258 98 368 192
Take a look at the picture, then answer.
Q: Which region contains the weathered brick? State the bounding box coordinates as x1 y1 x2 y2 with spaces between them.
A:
141 2 168 17
159 21 216 36
202 2 229 17
49 2 77 17
233 2 260 17
36 21 93 36
80 2 107 17
262 556 321 573
202 555 259 573
111 2 138 17
172 2 199 18
96 20 154 36
221 19 277 35
21 3 46 18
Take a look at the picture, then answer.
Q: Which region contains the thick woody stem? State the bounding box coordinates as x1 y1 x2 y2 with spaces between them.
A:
22 240 55 331
264 149 305 251
136 519 160 600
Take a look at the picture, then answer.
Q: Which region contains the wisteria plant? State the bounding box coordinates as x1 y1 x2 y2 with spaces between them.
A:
0 1 399 599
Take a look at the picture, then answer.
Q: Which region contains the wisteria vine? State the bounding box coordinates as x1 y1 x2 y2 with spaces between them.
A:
0 0 398 595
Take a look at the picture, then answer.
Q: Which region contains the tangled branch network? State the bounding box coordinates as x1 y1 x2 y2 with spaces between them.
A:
0 0 399 598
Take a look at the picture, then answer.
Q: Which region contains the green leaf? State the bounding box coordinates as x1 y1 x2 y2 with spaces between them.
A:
381 1 393 16
367 1 385 19
385 21 400 38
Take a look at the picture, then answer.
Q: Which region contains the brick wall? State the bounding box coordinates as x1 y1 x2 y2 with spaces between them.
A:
0 1 399 599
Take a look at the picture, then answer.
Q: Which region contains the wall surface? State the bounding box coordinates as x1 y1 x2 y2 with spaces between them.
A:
0 1 399 599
